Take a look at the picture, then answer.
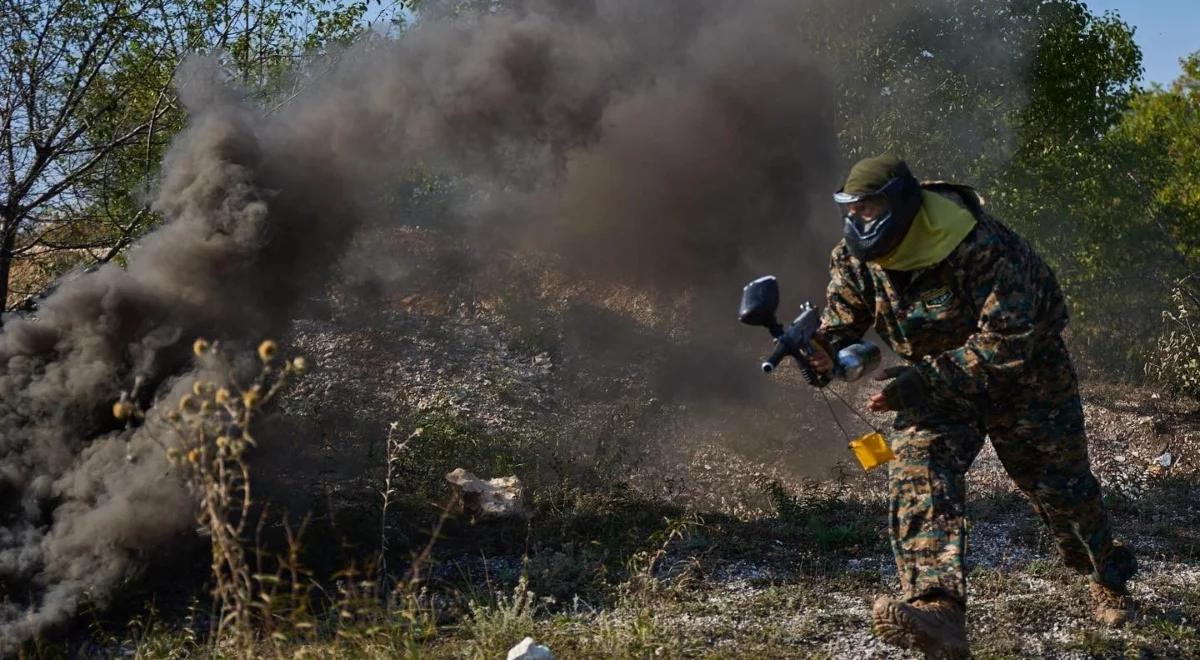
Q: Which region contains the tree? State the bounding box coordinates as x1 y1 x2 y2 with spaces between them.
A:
810 0 1147 372
1111 53 1200 267
992 2 1145 370
1102 53 1200 387
0 0 393 312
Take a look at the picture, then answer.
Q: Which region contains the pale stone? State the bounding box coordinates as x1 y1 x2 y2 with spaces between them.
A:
444 468 526 519
506 636 554 660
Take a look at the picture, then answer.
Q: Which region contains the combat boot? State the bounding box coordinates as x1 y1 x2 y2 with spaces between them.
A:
1089 580 1135 627
1090 541 1137 626
872 595 970 659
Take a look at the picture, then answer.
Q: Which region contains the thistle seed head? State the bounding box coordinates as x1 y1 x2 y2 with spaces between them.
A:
112 401 134 421
258 340 278 363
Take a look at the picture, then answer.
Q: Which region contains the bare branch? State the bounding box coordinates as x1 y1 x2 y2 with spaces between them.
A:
43 5 132 150
6 0 71 144
17 111 168 220
95 208 152 265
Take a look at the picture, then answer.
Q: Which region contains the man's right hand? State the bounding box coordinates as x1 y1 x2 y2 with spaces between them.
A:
808 348 834 374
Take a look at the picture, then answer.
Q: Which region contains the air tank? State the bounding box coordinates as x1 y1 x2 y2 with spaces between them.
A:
836 342 882 382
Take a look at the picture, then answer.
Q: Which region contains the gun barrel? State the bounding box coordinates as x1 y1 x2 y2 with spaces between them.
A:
763 340 793 372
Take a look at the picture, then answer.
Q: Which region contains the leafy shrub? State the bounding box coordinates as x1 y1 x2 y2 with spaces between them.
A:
1146 283 1200 398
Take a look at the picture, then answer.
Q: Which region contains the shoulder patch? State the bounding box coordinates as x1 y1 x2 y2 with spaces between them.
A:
921 286 954 310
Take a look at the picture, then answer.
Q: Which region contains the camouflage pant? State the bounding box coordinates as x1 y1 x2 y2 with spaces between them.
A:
887 338 1132 607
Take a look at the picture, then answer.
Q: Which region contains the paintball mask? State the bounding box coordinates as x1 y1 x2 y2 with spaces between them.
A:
835 163 922 262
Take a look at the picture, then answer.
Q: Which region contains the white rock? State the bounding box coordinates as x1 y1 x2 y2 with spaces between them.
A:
445 468 526 519
507 637 555 660
1156 452 1174 468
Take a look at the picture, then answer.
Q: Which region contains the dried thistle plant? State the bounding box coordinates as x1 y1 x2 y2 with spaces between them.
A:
379 423 423 579
377 421 453 635
122 338 308 646
112 343 455 654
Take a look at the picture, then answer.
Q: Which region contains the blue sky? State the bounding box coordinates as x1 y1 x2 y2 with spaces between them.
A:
1084 0 1200 85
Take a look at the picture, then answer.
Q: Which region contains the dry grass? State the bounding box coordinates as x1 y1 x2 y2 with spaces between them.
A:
19 238 1200 659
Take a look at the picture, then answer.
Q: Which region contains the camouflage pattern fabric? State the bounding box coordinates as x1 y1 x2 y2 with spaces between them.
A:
818 183 1133 606
820 183 1069 396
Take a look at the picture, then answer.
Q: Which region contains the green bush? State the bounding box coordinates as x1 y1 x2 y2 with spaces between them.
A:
1146 284 1200 397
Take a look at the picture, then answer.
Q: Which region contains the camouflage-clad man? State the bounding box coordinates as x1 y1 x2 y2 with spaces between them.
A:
807 155 1137 658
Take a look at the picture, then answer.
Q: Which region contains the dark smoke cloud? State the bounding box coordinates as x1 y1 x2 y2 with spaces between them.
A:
0 0 1016 647
0 59 364 646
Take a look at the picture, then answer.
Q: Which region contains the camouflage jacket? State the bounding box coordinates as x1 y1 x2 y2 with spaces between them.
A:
818 183 1069 398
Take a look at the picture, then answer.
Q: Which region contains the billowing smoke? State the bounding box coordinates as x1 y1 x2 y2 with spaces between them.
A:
0 0 851 647
0 67 365 646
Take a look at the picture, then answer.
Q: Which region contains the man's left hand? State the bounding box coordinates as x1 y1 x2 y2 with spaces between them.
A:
866 391 893 412
867 365 929 412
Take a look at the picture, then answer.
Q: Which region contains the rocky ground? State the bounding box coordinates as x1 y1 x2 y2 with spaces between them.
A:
231 266 1200 659
69 239 1200 658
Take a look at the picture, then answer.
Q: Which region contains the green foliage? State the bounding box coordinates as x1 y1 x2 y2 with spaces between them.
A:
810 1 1136 183
0 0 386 307
460 576 539 660
1015 1 1142 160
815 0 1029 182
813 1 1196 377
495 262 561 356
1066 629 1129 656
1059 53 1200 375
1148 618 1199 644
1146 283 1200 396
1117 55 1200 228
392 411 532 500
765 480 880 553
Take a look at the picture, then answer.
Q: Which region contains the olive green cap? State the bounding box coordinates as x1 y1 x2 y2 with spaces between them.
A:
841 155 913 196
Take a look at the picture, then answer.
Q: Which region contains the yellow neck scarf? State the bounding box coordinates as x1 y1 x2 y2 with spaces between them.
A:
873 190 976 271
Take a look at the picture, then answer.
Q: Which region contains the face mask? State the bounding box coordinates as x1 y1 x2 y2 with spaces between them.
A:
834 174 921 261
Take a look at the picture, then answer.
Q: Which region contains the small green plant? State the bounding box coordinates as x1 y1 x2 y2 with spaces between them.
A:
461 575 539 660
621 514 703 602
765 480 880 553
115 604 201 659
1068 629 1127 656
494 262 561 355
1148 618 1198 643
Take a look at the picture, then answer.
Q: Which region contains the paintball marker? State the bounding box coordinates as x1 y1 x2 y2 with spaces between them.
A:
738 276 881 384
739 275 894 471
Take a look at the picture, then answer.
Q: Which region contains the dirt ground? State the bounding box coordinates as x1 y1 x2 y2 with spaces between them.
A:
247 271 1200 659
63 241 1200 658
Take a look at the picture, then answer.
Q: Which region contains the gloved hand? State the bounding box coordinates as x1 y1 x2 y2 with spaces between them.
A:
871 365 928 411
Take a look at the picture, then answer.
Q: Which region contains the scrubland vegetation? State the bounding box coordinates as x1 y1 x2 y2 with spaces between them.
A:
5 1 1200 658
